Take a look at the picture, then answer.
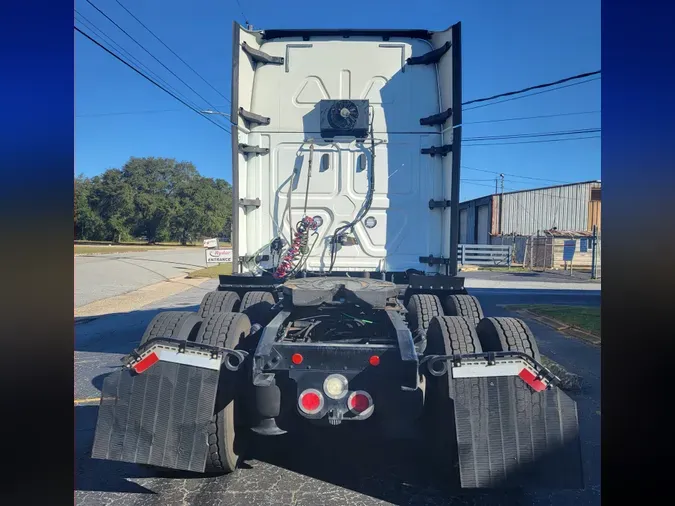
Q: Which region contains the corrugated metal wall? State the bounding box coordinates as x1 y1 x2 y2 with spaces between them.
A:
499 182 599 236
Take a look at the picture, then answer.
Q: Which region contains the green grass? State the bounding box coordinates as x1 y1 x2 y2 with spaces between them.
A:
509 304 600 337
75 244 175 255
187 262 233 278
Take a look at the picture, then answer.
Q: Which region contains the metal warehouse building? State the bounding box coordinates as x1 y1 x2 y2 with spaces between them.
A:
458 180 601 244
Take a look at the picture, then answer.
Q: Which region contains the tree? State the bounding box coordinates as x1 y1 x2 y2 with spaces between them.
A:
74 174 105 240
89 169 135 242
73 157 233 244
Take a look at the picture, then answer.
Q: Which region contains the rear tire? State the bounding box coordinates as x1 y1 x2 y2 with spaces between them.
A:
240 291 276 326
424 316 483 462
476 317 541 361
198 291 240 318
139 311 201 346
426 315 483 356
194 312 251 474
406 294 444 332
442 295 484 325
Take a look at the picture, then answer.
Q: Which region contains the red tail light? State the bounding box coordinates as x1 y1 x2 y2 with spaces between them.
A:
369 355 380 366
298 388 324 414
291 353 303 365
132 352 159 374
348 390 374 417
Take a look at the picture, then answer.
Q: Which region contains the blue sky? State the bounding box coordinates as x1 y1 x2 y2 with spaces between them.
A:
75 0 600 201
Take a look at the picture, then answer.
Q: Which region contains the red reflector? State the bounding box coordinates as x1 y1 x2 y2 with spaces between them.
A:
132 352 159 374
291 353 303 365
301 392 321 412
350 393 370 413
369 355 380 366
518 368 547 392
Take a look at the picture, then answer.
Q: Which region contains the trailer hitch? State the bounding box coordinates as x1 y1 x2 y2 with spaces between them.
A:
123 337 250 373
420 351 561 391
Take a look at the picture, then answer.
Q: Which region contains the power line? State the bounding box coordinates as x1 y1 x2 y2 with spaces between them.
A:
464 76 601 112
461 165 571 184
463 110 600 125
463 135 600 146
75 26 231 134
113 0 231 104
234 0 251 26
462 70 600 106
77 107 200 118
84 0 230 122
464 128 600 142
75 10 205 114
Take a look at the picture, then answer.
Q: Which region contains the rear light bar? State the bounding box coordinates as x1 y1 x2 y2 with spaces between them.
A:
124 338 249 374
421 351 560 393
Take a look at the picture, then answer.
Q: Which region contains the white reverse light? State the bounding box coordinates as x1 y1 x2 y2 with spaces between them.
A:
323 374 349 399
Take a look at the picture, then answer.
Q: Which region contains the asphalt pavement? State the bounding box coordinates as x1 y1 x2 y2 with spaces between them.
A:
75 281 600 506
75 248 207 307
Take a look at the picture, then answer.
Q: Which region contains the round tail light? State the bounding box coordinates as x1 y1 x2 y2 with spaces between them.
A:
348 390 374 417
298 388 324 415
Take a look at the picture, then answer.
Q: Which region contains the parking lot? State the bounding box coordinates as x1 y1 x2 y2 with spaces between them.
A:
75 278 600 506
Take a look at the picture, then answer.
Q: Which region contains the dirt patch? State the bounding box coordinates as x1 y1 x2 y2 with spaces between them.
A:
74 275 210 317
541 355 584 392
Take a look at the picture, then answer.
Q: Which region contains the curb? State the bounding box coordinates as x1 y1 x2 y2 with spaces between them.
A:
510 309 601 346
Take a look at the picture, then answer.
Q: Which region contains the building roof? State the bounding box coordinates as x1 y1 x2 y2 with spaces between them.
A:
460 179 601 205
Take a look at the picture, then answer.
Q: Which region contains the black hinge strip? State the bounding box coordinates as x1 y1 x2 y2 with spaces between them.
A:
406 41 451 66
429 199 451 210
239 198 261 209
241 254 270 263
421 145 452 157
420 108 453 126
239 108 271 126
241 42 284 65
419 255 451 266
238 144 269 155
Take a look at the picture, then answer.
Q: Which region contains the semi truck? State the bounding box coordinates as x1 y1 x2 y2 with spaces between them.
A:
91 22 583 489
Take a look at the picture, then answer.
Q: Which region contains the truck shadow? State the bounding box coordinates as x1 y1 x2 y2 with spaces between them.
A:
75 401 531 503
76 405 158 494
75 305 199 354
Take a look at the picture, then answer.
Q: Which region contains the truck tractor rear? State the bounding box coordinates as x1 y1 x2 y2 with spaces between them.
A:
90 21 583 489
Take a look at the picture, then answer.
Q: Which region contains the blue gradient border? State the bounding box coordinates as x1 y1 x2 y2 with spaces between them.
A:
1 2 74 502
1 0 675 501
602 0 675 495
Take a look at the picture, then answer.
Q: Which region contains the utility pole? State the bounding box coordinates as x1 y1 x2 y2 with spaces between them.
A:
498 174 504 241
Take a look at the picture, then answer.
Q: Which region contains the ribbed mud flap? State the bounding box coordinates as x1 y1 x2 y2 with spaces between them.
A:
453 376 583 489
91 362 219 472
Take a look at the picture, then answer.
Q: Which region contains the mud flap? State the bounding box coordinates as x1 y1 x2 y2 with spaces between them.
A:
452 376 583 489
91 361 220 473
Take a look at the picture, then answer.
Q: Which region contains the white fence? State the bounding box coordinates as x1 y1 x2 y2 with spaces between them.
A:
458 244 512 266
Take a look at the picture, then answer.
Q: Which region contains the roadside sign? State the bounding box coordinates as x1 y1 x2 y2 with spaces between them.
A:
562 240 576 262
580 238 588 253
206 248 233 264
203 238 218 248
